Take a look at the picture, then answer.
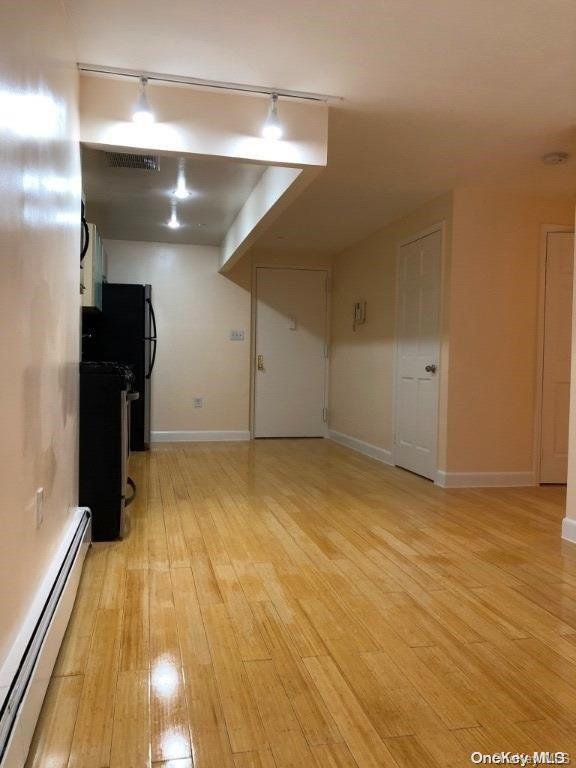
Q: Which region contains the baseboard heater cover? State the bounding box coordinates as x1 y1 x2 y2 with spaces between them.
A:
0 507 91 767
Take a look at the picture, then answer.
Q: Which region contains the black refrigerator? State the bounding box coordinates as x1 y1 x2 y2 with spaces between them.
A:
96 283 157 450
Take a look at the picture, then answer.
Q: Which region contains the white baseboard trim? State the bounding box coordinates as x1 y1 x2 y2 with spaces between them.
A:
151 430 251 443
327 430 393 465
435 470 536 488
562 517 576 544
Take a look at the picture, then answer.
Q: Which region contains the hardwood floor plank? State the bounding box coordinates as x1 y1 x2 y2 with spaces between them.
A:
310 742 359 767
244 658 316 767
251 600 342 746
202 602 268 753
303 655 399 768
171 566 212 666
25 675 83 768
120 568 150 672
150 570 192 763
384 735 441 768
214 563 270 661
67 608 122 768
110 670 151 768
233 748 277 767
183 662 236 767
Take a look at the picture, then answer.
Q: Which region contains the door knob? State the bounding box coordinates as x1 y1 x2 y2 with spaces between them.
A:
257 354 264 371
425 364 437 373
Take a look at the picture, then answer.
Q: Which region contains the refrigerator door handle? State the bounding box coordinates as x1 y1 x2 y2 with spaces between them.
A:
145 297 158 380
146 338 157 379
147 297 157 340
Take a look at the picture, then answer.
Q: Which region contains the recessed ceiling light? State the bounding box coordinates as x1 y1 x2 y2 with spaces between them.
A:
541 152 570 165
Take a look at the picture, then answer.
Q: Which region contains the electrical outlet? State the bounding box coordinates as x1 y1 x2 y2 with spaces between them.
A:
36 487 44 529
194 397 203 408
230 330 245 341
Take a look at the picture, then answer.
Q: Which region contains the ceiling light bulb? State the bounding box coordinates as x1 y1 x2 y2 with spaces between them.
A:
262 93 283 141
133 76 154 124
173 158 189 199
168 203 180 229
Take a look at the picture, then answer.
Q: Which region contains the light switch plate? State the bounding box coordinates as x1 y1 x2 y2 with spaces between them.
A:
230 330 245 341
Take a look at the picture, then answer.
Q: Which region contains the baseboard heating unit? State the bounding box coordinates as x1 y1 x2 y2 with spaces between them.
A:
0 507 91 767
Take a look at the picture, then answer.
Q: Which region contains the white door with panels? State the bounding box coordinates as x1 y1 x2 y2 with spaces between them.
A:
254 268 328 438
395 228 442 480
540 230 575 484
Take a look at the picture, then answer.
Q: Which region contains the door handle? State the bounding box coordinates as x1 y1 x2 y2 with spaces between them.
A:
425 364 437 373
257 355 264 371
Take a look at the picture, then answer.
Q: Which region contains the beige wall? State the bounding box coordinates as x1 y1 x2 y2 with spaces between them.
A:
329 194 453 456
106 241 252 434
447 188 575 473
329 187 575 476
0 4 80 665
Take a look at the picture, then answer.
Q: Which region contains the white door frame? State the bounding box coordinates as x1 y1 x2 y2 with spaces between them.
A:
250 264 331 439
392 222 447 482
533 224 575 483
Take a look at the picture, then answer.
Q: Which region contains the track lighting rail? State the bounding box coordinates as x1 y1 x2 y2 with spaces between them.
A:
77 63 342 104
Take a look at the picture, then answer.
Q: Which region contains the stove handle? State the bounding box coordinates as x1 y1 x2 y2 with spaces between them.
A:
125 477 136 507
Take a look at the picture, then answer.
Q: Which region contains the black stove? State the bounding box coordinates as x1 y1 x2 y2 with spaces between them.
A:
79 361 137 540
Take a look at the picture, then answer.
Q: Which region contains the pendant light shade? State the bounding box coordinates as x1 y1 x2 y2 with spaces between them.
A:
133 77 154 124
262 93 283 140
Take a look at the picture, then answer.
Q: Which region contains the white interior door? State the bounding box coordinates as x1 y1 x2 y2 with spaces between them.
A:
540 230 575 484
395 229 442 480
254 268 328 438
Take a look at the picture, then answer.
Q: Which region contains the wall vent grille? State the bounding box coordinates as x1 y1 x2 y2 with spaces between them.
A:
106 152 160 171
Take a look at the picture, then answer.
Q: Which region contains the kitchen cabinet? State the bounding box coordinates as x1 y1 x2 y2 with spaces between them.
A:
81 223 107 311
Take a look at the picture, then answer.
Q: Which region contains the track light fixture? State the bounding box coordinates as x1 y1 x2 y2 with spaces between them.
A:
173 158 190 200
262 93 283 141
132 76 154 124
167 201 180 229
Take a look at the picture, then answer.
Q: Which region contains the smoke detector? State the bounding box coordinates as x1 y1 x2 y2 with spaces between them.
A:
541 152 570 165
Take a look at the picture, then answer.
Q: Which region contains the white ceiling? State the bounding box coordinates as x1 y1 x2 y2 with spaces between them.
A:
82 147 266 245
68 0 576 254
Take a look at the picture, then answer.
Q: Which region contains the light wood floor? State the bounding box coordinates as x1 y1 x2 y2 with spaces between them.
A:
26 439 576 768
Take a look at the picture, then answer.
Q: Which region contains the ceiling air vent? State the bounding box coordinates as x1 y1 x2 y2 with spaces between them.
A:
106 152 160 171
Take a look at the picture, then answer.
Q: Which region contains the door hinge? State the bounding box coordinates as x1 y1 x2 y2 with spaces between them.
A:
323 407 329 423
324 343 330 358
